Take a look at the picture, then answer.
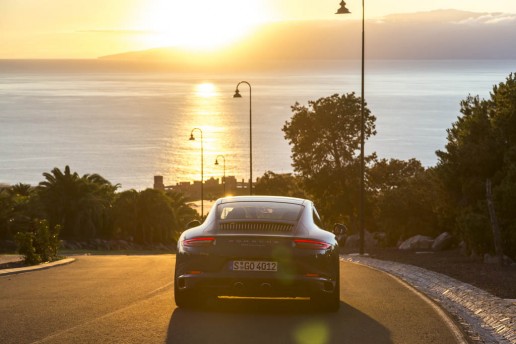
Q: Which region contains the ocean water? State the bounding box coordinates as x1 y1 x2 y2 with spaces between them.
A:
0 59 514 190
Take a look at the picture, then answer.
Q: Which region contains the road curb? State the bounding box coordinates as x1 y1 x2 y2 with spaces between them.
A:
341 254 515 344
0 258 76 277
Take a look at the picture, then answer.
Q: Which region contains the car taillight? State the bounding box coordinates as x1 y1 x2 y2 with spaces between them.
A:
183 237 215 247
293 239 331 250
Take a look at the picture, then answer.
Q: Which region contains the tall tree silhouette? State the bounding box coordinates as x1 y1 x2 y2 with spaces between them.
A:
38 166 118 238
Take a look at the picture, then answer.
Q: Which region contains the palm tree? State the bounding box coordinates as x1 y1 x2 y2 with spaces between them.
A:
8 183 33 197
136 189 175 244
38 166 81 236
111 189 195 245
166 190 198 240
38 166 118 239
78 173 119 238
111 189 140 241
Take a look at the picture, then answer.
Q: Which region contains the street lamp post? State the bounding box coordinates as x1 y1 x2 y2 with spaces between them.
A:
189 128 204 217
215 155 226 196
233 81 253 195
336 0 366 255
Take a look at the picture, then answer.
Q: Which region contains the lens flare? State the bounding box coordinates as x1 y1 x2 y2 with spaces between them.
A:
293 321 330 344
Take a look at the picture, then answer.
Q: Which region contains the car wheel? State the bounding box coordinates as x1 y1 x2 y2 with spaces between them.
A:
322 287 340 312
174 272 199 308
314 288 340 312
174 281 193 308
313 275 340 312
174 273 215 309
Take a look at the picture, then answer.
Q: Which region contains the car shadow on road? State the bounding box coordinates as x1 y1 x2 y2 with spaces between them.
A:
166 299 392 344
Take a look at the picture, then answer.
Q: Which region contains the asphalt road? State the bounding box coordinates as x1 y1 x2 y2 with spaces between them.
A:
0 255 465 344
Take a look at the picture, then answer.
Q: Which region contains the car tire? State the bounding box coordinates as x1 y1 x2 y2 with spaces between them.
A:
314 286 340 312
312 271 340 312
174 273 215 309
323 287 340 312
174 273 198 308
174 284 193 309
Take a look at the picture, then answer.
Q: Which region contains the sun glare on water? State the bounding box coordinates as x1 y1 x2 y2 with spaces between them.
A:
137 0 270 50
196 83 217 98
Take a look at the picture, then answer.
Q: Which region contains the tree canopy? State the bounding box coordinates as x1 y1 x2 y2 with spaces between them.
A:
0 166 198 248
282 92 376 227
37 166 119 239
437 73 516 258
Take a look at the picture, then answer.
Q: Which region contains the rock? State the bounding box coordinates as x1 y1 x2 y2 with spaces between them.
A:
398 235 434 250
432 232 454 251
117 240 129 250
484 253 515 265
373 232 387 247
344 230 377 250
92 239 109 250
484 254 501 264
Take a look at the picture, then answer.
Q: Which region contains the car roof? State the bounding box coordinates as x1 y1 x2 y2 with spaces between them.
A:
218 195 308 205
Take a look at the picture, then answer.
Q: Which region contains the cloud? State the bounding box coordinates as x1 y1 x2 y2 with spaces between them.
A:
380 9 516 26
454 13 516 25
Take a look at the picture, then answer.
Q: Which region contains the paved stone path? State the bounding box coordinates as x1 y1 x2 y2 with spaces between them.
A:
342 255 515 344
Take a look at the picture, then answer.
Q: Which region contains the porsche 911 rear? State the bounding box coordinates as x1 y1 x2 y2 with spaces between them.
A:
174 198 340 311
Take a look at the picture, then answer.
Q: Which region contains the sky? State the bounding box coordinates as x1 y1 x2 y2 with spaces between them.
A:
2 0 516 58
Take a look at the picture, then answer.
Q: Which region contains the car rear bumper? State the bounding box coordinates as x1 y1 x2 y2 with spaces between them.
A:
175 272 337 297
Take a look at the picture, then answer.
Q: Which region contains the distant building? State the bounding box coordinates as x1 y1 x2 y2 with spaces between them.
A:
225 176 237 193
153 176 165 191
153 175 254 200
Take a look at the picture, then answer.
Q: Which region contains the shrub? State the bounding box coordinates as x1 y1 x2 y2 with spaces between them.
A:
15 231 41 265
15 220 60 265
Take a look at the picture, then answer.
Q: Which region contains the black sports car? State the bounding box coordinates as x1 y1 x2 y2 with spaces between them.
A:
174 196 341 311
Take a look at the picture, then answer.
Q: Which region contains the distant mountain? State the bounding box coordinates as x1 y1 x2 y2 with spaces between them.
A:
100 10 516 68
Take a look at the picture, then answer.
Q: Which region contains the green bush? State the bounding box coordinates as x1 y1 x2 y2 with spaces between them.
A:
15 220 60 265
15 231 41 265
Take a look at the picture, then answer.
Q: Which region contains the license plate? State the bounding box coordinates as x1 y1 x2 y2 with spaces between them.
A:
232 261 278 272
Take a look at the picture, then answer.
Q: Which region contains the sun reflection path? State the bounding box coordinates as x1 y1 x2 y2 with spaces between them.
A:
176 83 230 183
195 83 217 98
163 81 256 186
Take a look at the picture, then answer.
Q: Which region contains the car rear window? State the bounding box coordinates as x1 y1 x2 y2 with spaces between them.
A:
217 202 303 221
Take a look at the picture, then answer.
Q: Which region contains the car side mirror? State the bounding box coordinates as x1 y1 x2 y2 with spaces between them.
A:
333 223 347 235
185 220 201 230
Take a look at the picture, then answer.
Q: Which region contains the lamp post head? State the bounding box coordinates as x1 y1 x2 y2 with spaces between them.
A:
233 88 242 98
336 0 351 14
215 159 219 165
189 133 195 141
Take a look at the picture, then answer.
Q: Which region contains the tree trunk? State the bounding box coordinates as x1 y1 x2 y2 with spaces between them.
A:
485 179 504 266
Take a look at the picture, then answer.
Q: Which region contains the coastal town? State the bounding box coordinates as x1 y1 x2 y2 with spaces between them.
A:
152 175 252 200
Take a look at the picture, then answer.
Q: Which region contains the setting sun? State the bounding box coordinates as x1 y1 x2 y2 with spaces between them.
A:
136 0 270 49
